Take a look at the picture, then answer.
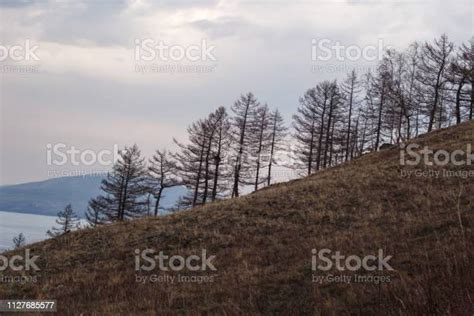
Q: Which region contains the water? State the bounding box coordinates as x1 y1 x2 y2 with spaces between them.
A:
0 211 57 251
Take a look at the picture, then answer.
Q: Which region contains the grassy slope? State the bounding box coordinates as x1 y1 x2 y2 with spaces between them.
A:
1 120 473 315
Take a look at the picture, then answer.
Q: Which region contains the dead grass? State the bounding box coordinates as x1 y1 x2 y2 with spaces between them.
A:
1 120 473 315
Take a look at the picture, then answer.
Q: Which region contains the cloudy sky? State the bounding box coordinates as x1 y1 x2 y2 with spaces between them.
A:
0 0 471 185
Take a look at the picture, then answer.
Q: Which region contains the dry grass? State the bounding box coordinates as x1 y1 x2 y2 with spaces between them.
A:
1 120 473 315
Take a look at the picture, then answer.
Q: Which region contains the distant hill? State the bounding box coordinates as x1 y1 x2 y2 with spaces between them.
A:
0 175 187 217
0 121 473 314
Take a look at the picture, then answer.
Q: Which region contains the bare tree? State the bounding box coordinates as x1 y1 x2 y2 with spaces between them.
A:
322 81 341 167
293 81 338 174
340 69 361 161
209 107 231 201
86 196 108 226
148 149 180 215
174 119 208 207
13 233 26 249
100 145 148 221
174 107 232 206
417 34 454 131
47 204 80 237
267 108 287 186
252 104 271 191
293 87 320 175
445 38 473 123
230 93 260 197
202 107 230 203
364 57 393 150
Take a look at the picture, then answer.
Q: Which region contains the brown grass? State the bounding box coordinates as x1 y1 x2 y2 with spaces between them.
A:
1 120 473 315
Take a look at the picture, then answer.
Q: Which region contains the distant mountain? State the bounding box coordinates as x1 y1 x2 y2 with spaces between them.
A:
0 175 187 217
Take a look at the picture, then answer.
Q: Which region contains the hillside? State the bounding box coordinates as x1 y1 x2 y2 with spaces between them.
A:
0 175 186 217
1 120 473 315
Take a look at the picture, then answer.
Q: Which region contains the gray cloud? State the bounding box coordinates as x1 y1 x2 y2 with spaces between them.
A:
187 17 257 39
0 0 471 185
0 0 36 8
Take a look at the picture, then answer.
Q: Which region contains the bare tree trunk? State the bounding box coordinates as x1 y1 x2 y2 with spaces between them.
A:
308 121 316 175
328 118 335 166
345 82 354 161
232 104 250 198
192 146 205 206
351 115 359 159
267 118 277 185
211 130 223 201
375 81 385 151
315 97 328 171
471 78 474 120
428 67 444 131
455 80 465 124
323 96 334 168
397 107 403 143
254 107 267 191
153 187 163 216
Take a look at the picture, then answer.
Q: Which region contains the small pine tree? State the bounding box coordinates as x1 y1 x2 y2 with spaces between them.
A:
340 69 361 161
85 196 108 227
173 119 210 207
251 104 272 191
100 144 148 221
416 34 454 131
148 149 180 216
266 108 287 186
293 81 338 175
47 204 80 237
173 107 231 207
12 233 26 249
230 92 261 197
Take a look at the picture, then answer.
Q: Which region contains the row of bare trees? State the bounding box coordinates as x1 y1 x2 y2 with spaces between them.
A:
84 34 472 226
293 35 472 175
85 96 288 225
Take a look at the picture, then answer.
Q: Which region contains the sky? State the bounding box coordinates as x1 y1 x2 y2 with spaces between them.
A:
0 0 472 185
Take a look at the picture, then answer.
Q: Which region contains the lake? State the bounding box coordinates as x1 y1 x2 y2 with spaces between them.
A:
0 211 58 251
